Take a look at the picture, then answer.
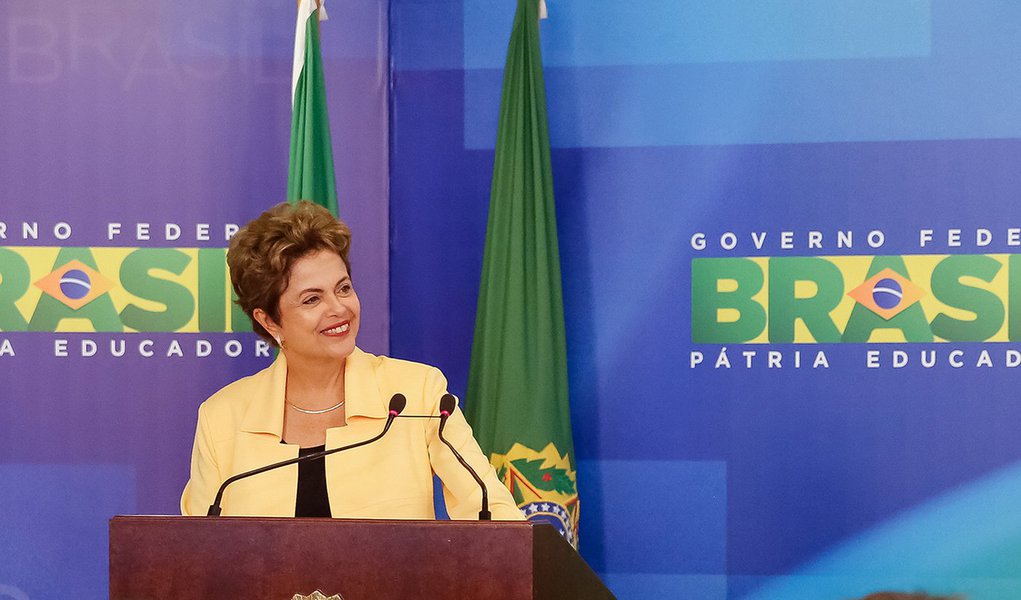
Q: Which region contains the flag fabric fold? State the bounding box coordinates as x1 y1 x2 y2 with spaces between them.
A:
464 0 579 546
288 0 338 214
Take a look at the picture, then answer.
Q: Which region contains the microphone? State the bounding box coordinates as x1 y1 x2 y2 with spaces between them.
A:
206 393 408 516
437 393 491 520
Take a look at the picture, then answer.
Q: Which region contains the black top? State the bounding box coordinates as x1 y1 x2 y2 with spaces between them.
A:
294 444 332 518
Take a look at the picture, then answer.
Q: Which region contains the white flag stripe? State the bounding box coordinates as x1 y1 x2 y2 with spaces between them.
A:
292 0 329 107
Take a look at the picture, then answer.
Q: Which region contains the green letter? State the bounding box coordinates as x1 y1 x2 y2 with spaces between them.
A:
119 249 194 332
28 248 123 332
0 248 30 330
198 248 227 331
692 258 766 343
768 257 843 343
230 291 252 333
1009 255 1021 341
842 256 933 343
930 255 1004 341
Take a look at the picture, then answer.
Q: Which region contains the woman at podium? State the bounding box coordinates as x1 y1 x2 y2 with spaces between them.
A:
180 201 523 520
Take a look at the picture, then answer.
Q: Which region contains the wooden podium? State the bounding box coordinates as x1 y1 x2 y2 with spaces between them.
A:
109 516 615 599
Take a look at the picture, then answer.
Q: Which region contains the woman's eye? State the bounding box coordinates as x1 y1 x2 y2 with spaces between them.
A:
339 283 353 294
303 296 319 305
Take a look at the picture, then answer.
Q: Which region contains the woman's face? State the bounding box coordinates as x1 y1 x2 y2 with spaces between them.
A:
258 249 360 364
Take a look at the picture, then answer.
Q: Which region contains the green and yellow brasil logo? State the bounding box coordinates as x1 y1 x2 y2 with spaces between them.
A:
0 246 250 333
693 254 1021 343
492 443 579 547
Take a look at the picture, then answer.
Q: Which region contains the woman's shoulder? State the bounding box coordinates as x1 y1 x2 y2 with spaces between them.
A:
355 348 444 381
352 349 448 411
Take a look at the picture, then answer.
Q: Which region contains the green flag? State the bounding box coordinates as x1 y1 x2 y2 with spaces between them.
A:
464 0 578 546
288 0 338 214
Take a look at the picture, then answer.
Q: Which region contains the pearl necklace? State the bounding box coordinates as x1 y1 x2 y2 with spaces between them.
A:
286 399 345 415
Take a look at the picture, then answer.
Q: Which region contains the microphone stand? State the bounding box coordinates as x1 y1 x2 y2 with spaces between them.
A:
438 394 491 521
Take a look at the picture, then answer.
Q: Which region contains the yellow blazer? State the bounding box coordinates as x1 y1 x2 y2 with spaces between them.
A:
180 348 523 520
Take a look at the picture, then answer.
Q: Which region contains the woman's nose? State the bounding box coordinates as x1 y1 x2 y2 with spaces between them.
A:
324 293 347 314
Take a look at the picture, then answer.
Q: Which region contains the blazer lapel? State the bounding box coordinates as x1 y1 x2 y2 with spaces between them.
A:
326 348 390 509
231 355 298 516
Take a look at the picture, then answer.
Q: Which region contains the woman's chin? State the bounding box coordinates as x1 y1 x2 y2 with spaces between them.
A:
284 339 356 363
321 337 357 359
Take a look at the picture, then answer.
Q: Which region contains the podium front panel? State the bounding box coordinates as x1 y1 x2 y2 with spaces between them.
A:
110 517 536 600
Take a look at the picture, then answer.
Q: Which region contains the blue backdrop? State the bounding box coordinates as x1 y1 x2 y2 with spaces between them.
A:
0 1 388 597
6 1 1021 599
390 1 1021 599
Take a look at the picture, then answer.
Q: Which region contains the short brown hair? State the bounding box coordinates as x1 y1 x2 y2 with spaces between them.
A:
227 200 352 344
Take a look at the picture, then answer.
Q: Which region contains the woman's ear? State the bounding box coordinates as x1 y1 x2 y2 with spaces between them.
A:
253 308 279 341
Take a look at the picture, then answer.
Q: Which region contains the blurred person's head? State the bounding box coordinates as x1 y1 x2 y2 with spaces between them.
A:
855 592 965 600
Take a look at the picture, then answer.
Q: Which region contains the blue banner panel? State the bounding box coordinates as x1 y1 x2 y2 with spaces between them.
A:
604 573 728 600
466 0 932 69
578 459 726 574
463 1 1021 148
0 465 136 599
1 0 389 596
391 1 1021 599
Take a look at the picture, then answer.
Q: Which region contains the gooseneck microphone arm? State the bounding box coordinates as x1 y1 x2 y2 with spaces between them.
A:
206 393 408 517
437 393 491 521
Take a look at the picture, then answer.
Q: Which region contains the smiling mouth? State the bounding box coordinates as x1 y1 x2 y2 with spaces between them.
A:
321 323 350 335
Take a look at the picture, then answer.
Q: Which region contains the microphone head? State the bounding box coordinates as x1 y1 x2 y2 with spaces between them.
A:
388 393 407 416
439 393 457 416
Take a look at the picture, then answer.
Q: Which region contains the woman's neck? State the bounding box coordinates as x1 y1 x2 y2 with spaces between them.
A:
283 353 347 407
